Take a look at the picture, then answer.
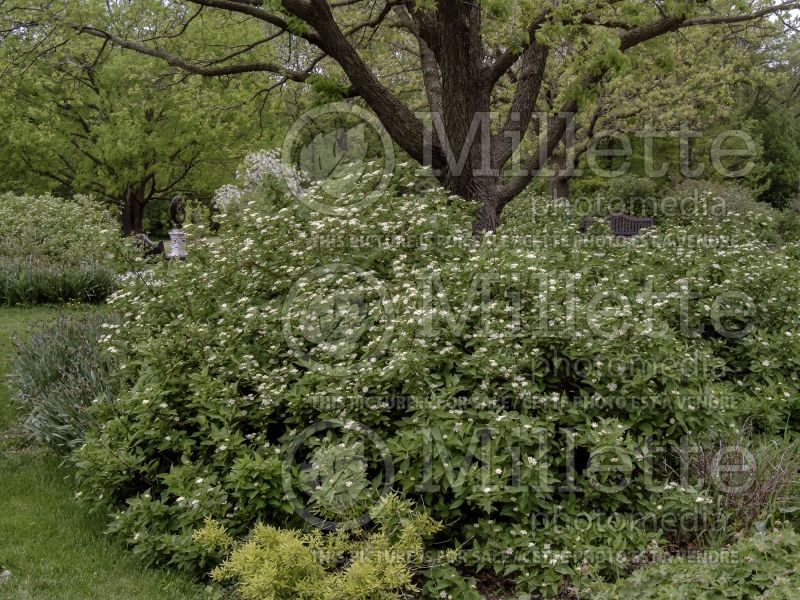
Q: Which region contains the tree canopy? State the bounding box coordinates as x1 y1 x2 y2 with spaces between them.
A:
2 1 799 231
0 9 275 233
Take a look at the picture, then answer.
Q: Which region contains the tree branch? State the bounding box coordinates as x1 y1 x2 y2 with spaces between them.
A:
75 26 316 81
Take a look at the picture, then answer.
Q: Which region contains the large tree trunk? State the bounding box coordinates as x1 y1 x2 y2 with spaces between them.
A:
550 175 571 201
549 150 571 201
434 1 499 235
471 182 500 235
121 186 146 235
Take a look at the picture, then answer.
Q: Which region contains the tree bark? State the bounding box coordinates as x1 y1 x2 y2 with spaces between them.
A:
549 148 571 201
121 186 146 235
550 173 571 201
432 0 506 237
471 185 500 236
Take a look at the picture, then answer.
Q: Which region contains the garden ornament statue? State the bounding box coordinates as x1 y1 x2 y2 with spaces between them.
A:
134 232 164 258
167 194 188 260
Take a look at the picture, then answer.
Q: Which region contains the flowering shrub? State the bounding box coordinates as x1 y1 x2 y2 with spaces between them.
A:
0 194 117 266
73 159 800 595
212 149 305 213
0 194 119 304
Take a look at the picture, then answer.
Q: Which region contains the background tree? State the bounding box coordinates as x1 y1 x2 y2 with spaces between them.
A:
0 27 271 234
533 25 759 200
738 33 800 206
4 0 800 232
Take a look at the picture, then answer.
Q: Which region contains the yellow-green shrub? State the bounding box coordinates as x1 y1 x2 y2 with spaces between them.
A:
196 495 440 600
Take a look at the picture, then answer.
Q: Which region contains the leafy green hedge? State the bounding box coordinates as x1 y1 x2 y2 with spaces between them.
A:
71 165 800 596
0 194 118 265
0 194 120 305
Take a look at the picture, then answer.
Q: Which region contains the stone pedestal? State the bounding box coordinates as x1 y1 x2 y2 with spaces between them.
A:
167 229 188 259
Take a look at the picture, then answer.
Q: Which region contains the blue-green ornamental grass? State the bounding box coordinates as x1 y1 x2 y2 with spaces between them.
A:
11 312 119 450
71 163 800 597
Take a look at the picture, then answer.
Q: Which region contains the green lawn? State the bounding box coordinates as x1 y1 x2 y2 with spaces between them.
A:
0 306 210 599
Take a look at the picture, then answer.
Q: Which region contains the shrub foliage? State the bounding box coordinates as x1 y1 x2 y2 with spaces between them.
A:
589 525 800 599
0 194 117 265
73 165 800 595
0 194 119 304
196 494 440 600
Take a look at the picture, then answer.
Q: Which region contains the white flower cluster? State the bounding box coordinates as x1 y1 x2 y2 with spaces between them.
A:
212 149 306 212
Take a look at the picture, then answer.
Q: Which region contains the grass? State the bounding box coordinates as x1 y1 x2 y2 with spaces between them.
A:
0 305 210 600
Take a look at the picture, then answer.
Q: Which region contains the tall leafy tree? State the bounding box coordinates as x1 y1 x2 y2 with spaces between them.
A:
0 29 268 234
740 33 800 206
4 0 799 232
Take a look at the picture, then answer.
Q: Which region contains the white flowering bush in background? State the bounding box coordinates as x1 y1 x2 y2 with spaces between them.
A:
0 193 119 304
72 158 800 596
0 193 117 265
213 149 306 212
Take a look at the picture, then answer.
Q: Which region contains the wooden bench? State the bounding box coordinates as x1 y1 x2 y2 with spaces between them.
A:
580 213 654 237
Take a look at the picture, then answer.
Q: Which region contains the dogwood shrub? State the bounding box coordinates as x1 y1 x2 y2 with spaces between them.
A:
73 161 800 595
0 194 119 304
0 194 117 266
